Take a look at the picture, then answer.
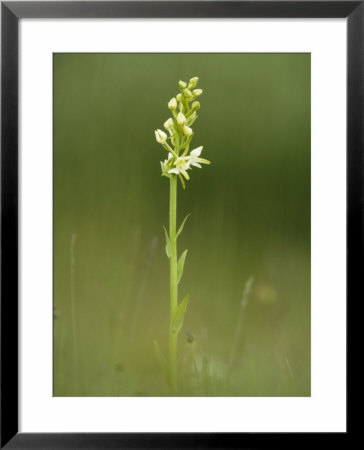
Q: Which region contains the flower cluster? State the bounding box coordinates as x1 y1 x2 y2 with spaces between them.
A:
154 77 210 188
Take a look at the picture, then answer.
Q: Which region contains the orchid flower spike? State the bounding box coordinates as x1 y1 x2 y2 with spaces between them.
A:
155 77 210 187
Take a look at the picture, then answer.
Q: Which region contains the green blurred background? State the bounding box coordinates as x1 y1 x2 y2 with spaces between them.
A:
53 53 310 397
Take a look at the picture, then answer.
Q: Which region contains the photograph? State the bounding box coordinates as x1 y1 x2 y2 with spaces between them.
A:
53 53 311 397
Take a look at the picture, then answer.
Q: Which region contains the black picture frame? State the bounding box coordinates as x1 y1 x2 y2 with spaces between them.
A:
1 1 357 448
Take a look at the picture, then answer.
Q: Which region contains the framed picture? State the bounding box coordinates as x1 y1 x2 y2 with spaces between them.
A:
1 1 355 447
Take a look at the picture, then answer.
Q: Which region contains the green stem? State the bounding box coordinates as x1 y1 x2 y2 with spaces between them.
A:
169 174 178 394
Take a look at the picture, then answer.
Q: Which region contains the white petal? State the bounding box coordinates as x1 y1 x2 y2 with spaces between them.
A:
182 162 191 170
168 153 173 160
191 162 202 168
191 146 203 157
168 168 179 174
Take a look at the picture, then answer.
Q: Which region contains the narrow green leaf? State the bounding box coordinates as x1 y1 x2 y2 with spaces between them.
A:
171 294 189 334
177 249 188 284
176 213 191 239
163 226 171 258
153 340 170 388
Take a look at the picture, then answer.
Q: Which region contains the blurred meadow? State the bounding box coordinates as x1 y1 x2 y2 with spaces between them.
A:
53 53 310 397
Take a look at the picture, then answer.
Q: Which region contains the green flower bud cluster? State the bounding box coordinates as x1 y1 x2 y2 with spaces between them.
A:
154 77 210 188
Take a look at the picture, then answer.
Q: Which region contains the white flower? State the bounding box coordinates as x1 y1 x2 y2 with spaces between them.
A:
165 152 173 163
168 156 191 180
177 112 187 126
160 153 173 176
168 97 177 110
155 129 167 144
186 146 210 169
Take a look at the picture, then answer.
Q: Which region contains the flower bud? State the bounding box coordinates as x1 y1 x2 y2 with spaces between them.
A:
176 93 183 102
179 80 187 89
188 111 196 124
177 112 187 126
193 89 203 97
168 97 177 110
164 118 174 130
188 77 199 89
155 129 167 144
183 125 193 136
192 101 200 110
183 88 193 98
